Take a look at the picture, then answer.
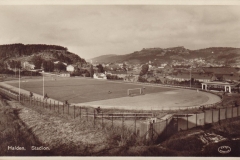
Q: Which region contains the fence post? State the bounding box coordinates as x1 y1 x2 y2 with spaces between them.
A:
112 114 113 129
196 113 197 127
238 106 239 117
63 104 64 114
80 107 81 119
54 101 55 111
87 108 88 121
232 105 233 119
68 104 69 115
36 97 38 107
135 114 137 134
33 97 35 107
122 114 124 138
50 100 51 110
187 113 188 130
151 122 154 142
166 118 168 136
226 107 227 119
212 109 213 123
93 109 95 128
204 111 206 125
74 105 76 119
58 102 59 113
219 108 221 125
102 111 103 129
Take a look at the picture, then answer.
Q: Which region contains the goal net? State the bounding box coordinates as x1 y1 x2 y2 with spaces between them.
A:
128 88 143 96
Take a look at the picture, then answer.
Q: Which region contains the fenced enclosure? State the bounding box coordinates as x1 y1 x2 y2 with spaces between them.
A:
0 85 155 141
0 84 239 144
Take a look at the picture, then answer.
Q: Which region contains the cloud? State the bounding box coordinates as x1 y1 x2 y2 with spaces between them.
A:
0 5 240 59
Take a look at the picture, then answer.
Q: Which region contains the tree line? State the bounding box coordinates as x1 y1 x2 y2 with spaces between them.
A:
0 43 86 64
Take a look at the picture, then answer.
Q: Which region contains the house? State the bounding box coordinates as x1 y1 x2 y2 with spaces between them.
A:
191 73 214 82
66 65 75 72
22 61 35 70
93 73 107 80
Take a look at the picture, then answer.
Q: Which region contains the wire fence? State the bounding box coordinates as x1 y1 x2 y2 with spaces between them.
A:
0 84 238 144
0 85 154 141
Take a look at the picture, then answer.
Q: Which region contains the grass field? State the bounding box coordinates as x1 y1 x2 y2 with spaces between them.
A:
6 77 175 104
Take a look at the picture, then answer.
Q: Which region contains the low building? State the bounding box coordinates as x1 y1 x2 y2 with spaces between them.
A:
201 81 237 93
59 72 70 77
93 73 107 80
171 73 214 82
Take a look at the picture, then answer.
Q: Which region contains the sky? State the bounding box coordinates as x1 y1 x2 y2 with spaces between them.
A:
0 4 240 60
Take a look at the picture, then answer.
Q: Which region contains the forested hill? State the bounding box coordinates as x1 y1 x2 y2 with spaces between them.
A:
0 43 86 64
91 46 240 65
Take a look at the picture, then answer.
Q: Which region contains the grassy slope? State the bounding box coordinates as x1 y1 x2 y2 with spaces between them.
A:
0 96 50 156
100 117 240 156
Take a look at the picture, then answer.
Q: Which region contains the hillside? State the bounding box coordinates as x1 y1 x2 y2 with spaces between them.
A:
91 46 240 65
0 43 86 67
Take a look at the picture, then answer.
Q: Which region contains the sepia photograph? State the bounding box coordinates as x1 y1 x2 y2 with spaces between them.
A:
0 0 240 158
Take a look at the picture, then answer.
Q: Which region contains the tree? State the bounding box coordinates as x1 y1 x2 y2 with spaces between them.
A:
42 60 54 72
89 65 94 77
139 64 149 76
96 64 104 73
55 62 66 72
32 55 43 69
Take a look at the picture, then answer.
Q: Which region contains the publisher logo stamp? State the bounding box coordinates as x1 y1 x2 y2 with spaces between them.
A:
218 146 231 154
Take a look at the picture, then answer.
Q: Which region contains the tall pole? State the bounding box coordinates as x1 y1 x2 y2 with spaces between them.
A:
19 68 20 101
190 67 192 88
43 71 44 97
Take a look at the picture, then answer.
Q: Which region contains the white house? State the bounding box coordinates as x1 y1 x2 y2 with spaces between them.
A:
66 65 74 72
23 61 35 70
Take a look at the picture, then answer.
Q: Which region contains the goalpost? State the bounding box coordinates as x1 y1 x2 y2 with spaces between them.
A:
128 88 143 96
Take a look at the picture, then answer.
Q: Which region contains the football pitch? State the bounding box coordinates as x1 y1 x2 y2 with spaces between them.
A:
4 77 221 110
7 77 175 104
